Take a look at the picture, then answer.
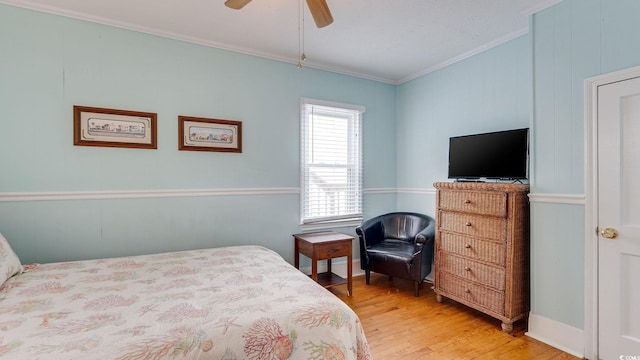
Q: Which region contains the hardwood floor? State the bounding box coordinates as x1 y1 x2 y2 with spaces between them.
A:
330 274 580 359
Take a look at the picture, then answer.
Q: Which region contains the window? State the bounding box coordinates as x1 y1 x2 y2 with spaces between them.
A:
300 98 364 225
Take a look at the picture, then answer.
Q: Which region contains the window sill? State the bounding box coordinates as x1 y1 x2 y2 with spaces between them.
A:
300 218 362 232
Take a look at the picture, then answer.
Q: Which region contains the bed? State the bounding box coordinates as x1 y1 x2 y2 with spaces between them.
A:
0 233 372 359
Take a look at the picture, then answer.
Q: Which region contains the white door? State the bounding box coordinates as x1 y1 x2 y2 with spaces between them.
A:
598 76 640 359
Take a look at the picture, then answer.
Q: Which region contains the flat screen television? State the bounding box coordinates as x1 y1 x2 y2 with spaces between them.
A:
448 128 529 181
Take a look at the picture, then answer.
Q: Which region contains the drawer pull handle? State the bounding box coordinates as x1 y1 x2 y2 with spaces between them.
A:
464 267 471 271
464 288 471 293
327 248 339 253
465 222 472 226
465 244 471 249
464 199 471 204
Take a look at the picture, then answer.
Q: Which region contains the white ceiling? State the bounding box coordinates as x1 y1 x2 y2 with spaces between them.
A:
1 0 557 84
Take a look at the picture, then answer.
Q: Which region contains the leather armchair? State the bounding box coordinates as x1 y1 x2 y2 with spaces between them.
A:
356 212 435 297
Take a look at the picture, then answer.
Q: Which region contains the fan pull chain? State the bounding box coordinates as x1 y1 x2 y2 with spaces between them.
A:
297 0 306 69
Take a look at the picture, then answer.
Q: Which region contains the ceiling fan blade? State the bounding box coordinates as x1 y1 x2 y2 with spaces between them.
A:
306 0 333 28
225 0 252 10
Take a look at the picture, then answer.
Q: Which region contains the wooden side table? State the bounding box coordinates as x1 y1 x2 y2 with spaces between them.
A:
293 231 354 296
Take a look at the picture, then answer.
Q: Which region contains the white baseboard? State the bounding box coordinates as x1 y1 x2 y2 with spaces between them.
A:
299 259 365 278
526 312 584 358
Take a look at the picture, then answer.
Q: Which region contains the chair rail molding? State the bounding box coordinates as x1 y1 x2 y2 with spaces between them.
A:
527 193 585 205
0 186 434 202
363 187 437 195
396 188 436 195
2 189 581 204
362 188 397 194
0 188 300 202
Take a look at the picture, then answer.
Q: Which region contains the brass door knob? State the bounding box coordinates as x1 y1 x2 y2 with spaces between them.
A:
600 227 618 239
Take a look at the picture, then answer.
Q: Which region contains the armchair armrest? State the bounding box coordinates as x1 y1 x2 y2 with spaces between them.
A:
355 216 384 249
413 218 435 254
414 219 435 245
356 216 384 270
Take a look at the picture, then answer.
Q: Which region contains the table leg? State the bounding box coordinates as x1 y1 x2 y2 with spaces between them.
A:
347 251 352 296
311 257 318 282
327 258 332 275
294 239 300 269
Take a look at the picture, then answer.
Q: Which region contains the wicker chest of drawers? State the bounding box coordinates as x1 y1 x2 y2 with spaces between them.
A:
433 182 530 333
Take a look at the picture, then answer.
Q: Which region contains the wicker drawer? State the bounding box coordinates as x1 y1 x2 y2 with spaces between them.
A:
438 272 505 315
438 190 507 217
438 253 505 290
439 211 507 240
439 232 506 266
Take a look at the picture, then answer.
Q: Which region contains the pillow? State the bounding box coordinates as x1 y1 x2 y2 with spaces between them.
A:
0 232 23 285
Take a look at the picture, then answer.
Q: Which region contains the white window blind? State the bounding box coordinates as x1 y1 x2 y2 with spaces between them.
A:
300 98 364 224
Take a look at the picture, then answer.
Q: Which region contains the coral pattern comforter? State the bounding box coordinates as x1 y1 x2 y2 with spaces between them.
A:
0 245 371 359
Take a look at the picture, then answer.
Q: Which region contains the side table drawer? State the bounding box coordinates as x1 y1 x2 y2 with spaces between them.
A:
437 272 505 315
316 241 351 259
439 253 505 291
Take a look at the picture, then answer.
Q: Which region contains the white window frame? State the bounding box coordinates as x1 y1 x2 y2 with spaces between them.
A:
300 97 365 227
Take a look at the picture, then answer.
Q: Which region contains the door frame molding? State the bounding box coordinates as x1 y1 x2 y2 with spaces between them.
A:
584 65 640 360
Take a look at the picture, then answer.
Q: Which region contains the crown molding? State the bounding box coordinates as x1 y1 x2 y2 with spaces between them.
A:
398 27 529 84
0 0 398 85
521 0 563 16
0 0 544 86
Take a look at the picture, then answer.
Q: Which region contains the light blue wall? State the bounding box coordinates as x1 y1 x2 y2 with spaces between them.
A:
530 0 640 330
393 0 640 334
395 35 530 214
0 4 397 264
5 0 640 343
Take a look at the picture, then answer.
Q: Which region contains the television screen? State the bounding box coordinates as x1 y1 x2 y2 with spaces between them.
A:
448 128 529 180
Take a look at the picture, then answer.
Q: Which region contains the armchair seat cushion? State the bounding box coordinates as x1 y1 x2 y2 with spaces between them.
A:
367 240 415 264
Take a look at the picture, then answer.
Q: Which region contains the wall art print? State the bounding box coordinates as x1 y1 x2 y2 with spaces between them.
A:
73 106 157 149
178 116 242 153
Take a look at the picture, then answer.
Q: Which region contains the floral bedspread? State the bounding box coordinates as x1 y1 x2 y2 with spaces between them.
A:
0 245 371 359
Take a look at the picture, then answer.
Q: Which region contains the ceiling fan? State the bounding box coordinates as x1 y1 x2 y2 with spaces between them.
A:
224 0 334 28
